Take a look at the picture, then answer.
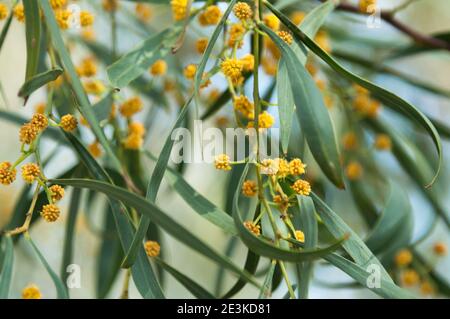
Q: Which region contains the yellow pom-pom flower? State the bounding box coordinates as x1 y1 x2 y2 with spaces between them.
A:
276 158 290 178
233 95 254 119
292 179 311 196
295 230 305 243
123 133 143 150
290 11 305 25
359 0 377 13
0 3 8 20
31 113 48 131
402 269 419 287
55 9 71 30
433 242 447 256
228 23 246 48
22 284 42 299
50 0 67 9
150 59 167 76
395 249 412 267
41 204 60 223
241 54 254 72
50 184 65 202
144 240 161 257
19 123 39 145
80 11 94 27
21 163 41 184
0 162 16 185
183 64 197 80
88 141 103 158
135 3 153 22
258 111 275 129
60 114 78 132
233 2 253 20
221 58 244 82
214 154 231 171
289 158 306 176
277 31 293 45
102 0 119 12
171 0 188 21
120 97 143 118
195 38 208 54
263 14 280 31
198 5 222 26
84 80 105 95
342 132 358 150
129 122 146 137
374 134 392 150
345 161 363 181
244 221 261 236
242 180 257 197
13 4 25 23
77 57 97 78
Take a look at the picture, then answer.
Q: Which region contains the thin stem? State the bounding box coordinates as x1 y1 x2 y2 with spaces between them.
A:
327 1 450 51
278 260 296 299
120 269 132 299
5 184 41 236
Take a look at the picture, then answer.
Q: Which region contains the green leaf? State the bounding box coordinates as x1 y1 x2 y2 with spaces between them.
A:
233 164 345 262
96 205 124 299
277 59 295 154
258 261 276 299
18 68 63 99
39 0 122 171
311 192 395 283
324 253 415 299
60 187 82 287
262 24 345 188
93 93 114 122
264 1 442 187
121 96 193 269
294 196 318 299
155 259 215 299
0 237 14 299
365 118 450 228
107 27 182 88
52 178 260 288
365 182 413 260
23 0 41 81
62 132 165 299
144 150 237 236
26 235 69 299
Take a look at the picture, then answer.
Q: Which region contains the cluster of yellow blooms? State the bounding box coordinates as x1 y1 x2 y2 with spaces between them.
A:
394 244 447 295
11 0 94 30
0 112 78 223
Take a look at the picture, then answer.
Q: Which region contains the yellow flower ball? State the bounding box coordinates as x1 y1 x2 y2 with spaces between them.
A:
233 2 253 20
21 163 41 184
150 59 167 76
214 154 231 171
0 162 16 185
0 3 8 20
41 204 61 223
242 180 257 197
395 249 413 267
171 0 188 21
22 284 42 299
50 184 65 202
244 221 261 236
60 114 78 132
183 64 197 80
345 161 363 181
292 179 311 196
144 240 161 257
263 14 280 31
295 230 305 243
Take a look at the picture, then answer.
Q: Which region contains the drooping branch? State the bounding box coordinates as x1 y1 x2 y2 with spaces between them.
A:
326 1 450 51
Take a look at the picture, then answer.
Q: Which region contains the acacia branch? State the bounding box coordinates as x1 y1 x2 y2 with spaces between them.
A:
329 1 450 51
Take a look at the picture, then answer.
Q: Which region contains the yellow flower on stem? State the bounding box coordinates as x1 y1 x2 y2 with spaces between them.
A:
60 114 78 132
395 249 412 267
50 185 65 202
21 163 41 184
120 97 143 118
144 241 161 257
22 284 42 299
292 179 311 196
198 5 222 26
0 162 16 185
150 60 167 76
242 180 257 197
214 154 231 171
233 2 253 20
41 204 61 223
244 221 261 236
171 0 188 21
